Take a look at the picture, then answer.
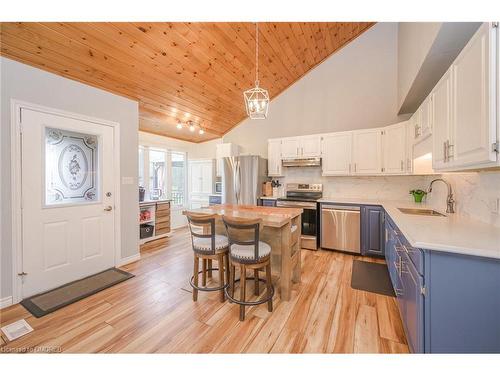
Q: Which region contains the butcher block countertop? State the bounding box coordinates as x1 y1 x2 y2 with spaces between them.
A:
183 204 302 228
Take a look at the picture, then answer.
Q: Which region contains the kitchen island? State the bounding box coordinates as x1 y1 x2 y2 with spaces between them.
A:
183 204 303 301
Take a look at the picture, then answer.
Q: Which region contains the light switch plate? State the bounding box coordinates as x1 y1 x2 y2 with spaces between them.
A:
490 198 500 214
121 177 134 185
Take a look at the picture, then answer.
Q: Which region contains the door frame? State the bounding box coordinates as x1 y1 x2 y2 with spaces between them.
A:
10 99 122 304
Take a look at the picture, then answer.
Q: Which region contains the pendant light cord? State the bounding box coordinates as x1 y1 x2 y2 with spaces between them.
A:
255 22 259 87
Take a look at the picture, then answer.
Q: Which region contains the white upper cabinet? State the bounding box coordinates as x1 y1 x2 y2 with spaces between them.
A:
280 137 301 158
281 135 321 158
352 128 382 175
432 69 452 170
267 139 283 177
322 132 353 175
432 22 498 171
405 121 414 173
412 95 433 143
451 22 497 169
382 122 407 174
420 95 433 138
300 135 322 157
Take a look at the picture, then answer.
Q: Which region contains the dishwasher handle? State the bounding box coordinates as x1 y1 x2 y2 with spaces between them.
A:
321 204 360 211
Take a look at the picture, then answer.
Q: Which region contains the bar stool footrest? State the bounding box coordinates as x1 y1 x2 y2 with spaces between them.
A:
190 268 229 292
224 277 274 306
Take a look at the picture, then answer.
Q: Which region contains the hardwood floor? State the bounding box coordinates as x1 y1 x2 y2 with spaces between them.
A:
0 228 409 353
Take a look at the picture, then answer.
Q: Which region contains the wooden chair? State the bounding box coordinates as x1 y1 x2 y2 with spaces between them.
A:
222 215 274 321
186 212 230 302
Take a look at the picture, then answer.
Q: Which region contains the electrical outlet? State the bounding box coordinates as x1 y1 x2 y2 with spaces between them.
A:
490 198 500 214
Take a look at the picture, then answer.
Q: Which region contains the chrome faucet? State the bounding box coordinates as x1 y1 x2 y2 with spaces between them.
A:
427 178 455 214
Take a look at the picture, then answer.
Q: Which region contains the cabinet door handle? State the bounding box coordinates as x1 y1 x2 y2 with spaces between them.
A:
443 141 447 162
447 142 453 160
354 163 357 172
349 163 351 173
400 160 404 171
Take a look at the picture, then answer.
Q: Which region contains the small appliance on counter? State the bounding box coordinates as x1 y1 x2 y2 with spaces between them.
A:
214 179 222 194
139 186 145 202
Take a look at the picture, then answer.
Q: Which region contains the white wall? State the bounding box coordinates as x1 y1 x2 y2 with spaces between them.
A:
139 131 220 159
398 22 481 113
1 57 139 300
397 22 441 110
223 23 408 157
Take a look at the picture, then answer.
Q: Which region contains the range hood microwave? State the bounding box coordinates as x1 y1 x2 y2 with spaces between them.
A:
282 157 321 167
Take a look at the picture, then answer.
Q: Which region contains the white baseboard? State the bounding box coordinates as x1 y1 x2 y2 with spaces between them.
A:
116 253 141 267
0 296 13 309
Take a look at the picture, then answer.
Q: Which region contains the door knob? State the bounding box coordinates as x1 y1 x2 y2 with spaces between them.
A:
104 206 113 211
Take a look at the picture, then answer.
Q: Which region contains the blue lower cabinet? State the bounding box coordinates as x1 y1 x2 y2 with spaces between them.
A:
423 251 500 353
401 250 424 353
384 214 500 353
361 205 385 257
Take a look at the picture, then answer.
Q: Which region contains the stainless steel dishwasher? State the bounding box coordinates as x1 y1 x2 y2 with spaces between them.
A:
320 204 361 253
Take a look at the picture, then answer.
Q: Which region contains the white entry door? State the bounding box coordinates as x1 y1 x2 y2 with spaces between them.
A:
21 108 116 298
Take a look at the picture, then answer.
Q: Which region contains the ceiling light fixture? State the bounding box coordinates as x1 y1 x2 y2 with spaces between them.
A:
176 121 183 129
243 22 269 120
189 122 196 132
199 128 205 135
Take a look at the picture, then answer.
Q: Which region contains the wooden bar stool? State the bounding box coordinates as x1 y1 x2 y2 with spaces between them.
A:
222 216 274 321
186 212 230 302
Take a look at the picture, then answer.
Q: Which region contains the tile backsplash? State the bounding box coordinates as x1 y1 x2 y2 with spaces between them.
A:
425 171 500 228
280 167 429 201
279 167 500 227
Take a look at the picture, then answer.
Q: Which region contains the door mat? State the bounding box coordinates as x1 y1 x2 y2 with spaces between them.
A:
20 268 134 318
351 260 395 297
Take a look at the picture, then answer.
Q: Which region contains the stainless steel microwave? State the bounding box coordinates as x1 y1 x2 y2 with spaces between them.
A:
214 181 222 194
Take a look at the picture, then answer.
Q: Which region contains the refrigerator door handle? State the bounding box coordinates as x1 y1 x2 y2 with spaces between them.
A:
234 160 241 204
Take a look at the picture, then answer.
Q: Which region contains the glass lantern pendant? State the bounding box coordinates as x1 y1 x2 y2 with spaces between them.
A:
243 22 270 120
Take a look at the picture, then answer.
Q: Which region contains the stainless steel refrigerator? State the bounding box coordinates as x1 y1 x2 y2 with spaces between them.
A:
222 155 267 205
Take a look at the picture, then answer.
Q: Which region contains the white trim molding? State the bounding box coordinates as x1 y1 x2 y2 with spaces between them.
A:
116 253 141 267
0 296 13 309
10 99 122 304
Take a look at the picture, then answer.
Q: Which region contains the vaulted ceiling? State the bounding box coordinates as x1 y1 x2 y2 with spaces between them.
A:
0 22 374 142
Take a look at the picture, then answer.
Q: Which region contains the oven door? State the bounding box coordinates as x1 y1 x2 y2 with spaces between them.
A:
276 200 318 250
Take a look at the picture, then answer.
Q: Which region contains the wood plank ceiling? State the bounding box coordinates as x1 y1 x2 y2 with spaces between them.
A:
0 22 374 142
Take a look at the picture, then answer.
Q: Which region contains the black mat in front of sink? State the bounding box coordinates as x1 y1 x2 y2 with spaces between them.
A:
351 260 395 297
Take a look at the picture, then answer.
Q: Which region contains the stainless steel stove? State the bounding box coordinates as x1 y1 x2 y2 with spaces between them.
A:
276 183 322 250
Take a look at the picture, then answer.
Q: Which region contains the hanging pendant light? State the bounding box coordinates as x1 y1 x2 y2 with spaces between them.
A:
243 22 270 120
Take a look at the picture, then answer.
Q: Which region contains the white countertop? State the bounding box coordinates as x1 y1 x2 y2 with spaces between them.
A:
318 197 500 260
260 196 282 200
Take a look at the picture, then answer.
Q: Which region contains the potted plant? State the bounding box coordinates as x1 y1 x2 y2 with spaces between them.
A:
410 189 427 203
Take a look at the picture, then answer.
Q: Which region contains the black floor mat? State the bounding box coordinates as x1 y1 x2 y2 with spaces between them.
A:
20 268 134 318
350 260 395 297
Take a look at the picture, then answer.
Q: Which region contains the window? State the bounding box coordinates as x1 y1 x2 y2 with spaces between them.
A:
171 152 186 206
148 149 167 200
45 127 99 206
138 146 187 206
138 146 145 187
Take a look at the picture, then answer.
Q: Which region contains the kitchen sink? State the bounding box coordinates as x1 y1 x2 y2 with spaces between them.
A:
398 208 446 217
